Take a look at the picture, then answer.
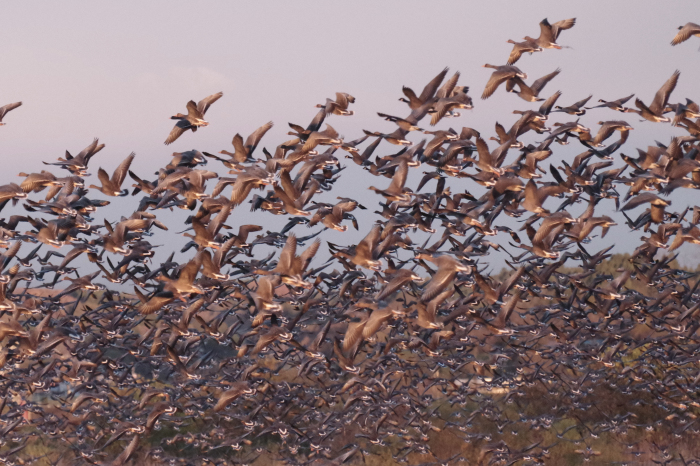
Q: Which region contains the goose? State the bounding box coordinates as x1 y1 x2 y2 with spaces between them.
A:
506 38 542 65
332 225 383 271
538 90 562 117
533 17 576 49
159 254 204 299
671 22 700 46
591 121 634 146
251 326 294 354
251 275 282 315
468 137 511 176
553 95 592 115
399 67 448 110
45 137 105 176
272 170 319 216
213 121 274 165
165 149 208 169
300 124 342 152
318 92 355 116
89 152 135 197
627 70 680 122
481 64 527 100
228 166 276 206
363 128 412 146
375 268 422 302
507 68 561 102
586 94 634 112
415 253 471 302
308 198 364 231
369 160 412 202
164 92 223 145
377 113 423 132
0 102 22 125
269 234 319 289
668 98 700 126
521 179 566 214
213 382 255 412
430 92 473 126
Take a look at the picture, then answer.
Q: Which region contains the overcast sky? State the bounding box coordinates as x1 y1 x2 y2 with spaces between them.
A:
2 1 700 273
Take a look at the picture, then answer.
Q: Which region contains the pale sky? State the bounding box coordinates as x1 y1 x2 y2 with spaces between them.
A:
2 1 700 272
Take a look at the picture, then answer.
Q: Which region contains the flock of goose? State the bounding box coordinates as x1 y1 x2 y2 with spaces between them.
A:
0 17 699 466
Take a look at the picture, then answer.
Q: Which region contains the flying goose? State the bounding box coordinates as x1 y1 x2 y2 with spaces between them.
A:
227 166 275 206
45 137 105 175
399 67 448 110
318 92 355 116
415 253 471 302
591 121 634 146
671 22 700 46
164 92 223 145
272 170 319 216
135 288 175 315
507 68 561 102
533 17 576 49
521 179 566 214
300 124 342 152
536 91 562 117
332 224 383 271
369 159 412 202
308 198 364 231
586 94 634 112
211 121 274 166
89 152 135 197
553 95 592 115
270 234 319 289
213 382 255 412
159 254 204 298
0 102 22 125
377 113 423 132
506 38 542 65
628 70 680 122
668 98 700 126
481 65 527 100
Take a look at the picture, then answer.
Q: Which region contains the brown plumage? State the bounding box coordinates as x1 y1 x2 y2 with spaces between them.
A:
252 326 293 355
369 160 411 202
89 152 135 196
521 179 566 214
481 65 527 100
587 94 634 112
671 22 700 46
0 102 22 125
399 67 448 110
135 288 175 315
554 95 592 115
218 121 274 164
213 382 255 412
630 70 679 122
506 38 542 65
165 92 223 145
507 68 561 102
227 166 275 206
375 268 421 301
592 121 633 146
621 192 671 211
534 17 576 49
416 254 470 302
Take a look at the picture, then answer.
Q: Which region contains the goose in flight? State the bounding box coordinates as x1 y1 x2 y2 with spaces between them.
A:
0 102 22 125
481 65 527 100
165 92 223 145
671 22 700 46
627 70 679 122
